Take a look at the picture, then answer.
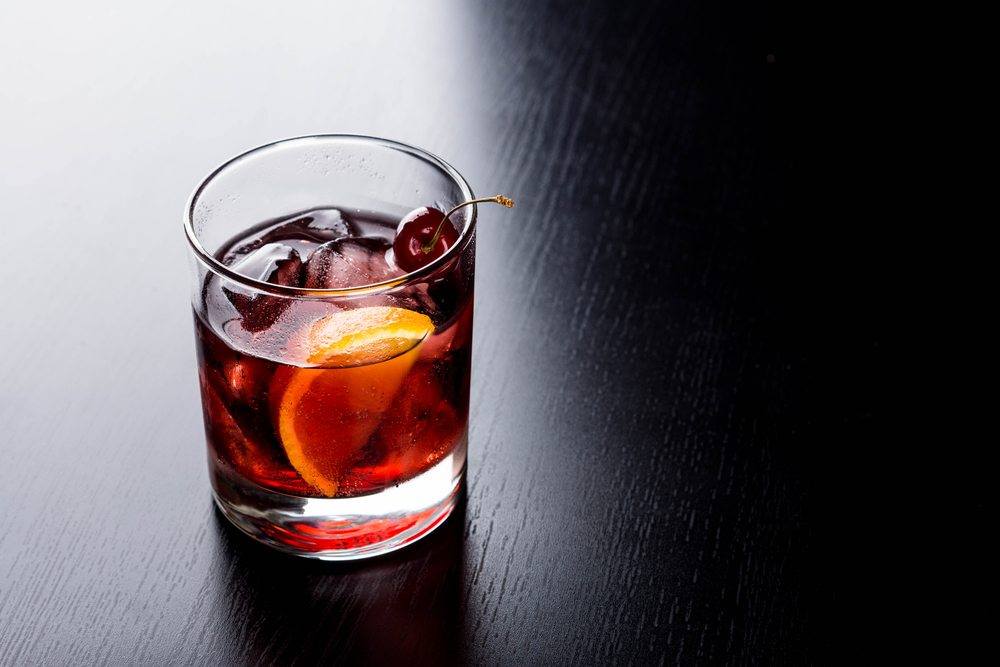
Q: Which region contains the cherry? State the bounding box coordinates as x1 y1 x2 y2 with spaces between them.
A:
393 207 458 272
392 195 515 273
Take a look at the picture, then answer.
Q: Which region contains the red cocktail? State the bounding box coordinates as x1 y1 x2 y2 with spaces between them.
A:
184 136 508 559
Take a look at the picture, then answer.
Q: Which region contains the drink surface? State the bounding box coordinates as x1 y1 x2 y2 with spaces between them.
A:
195 207 472 498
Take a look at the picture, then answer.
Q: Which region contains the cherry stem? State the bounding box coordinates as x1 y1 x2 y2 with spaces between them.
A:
421 194 515 253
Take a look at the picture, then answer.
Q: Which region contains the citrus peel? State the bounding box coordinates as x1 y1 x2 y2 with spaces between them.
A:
271 307 434 496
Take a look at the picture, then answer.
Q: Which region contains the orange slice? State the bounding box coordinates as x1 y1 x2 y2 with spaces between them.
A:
272 307 434 496
296 306 436 368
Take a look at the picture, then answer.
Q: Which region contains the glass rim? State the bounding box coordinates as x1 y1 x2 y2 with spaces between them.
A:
183 134 477 298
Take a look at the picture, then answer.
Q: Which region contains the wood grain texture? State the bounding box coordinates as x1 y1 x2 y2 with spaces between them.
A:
0 0 838 664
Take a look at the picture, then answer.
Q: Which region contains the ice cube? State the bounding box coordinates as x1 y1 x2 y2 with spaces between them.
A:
300 208 355 240
230 242 304 286
223 243 303 332
303 237 404 289
262 208 355 244
221 208 355 265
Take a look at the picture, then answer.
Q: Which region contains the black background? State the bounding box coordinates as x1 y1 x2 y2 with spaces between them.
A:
0 0 891 663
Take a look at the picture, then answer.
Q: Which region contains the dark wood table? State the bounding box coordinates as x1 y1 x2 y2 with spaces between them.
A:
0 1 852 663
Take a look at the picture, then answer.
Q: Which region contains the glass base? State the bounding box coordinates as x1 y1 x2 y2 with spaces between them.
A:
210 451 465 561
